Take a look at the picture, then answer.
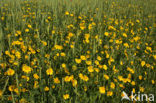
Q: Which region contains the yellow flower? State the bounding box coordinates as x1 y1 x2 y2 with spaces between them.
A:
46 68 53 75
27 24 32 28
25 28 29 32
97 56 102 61
6 68 15 76
141 61 145 67
62 63 66 68
151 80 155 84
64 76 71 82
15 51 21 59
80 55 86 60
107 91 113 96
22 75 30 81
44 86 49 91
75 58 81 64
99 86 105 94
72 79 77 87
140 87 144 92
103 65 108 70
60 52 66 57
22 64 32 74
104 74 109 80
88 66 94 72
41 41 47 46
54 77 60 84
8 85 15 92
0 90 3 97
33 73 39 79
83 75 89 81
34 81 39 88
19 98 27 103
63 94 70 100
139 75 142 80
124 43 129 48
122 33 127 37
104 32 109 36
131 81 135 86
110 82 115 89
86 60 92 65
65 11 69 15
54 45 63 50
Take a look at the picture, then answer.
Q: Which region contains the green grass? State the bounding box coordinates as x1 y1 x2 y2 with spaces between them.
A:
0 0 156 103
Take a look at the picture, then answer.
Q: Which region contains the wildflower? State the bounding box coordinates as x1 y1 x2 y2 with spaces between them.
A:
63 94 70 100
6 68 15 76
139 75 142 80
62 63 66 68
88 66 94 72
0 90 3 97
22 64 32 74
97 56 102 61
131 81 135 86
110 82 115 89
104 74 109 80
25 28 29 32
141 61 146 67
151 80 155 84
54 77 60 84
75 58 81 64
65 11 69 15
44 86 49 91
46 68 53 75
104 32 109 36
54 45 63 50
122 33 127 37
103 65 108 70
15 51 21 59
60 52 66 57
124 43 129 48
99 86 105 94
140 87 144 92
8 85 15 92
22 75 30 81
64 76 71 82
83 75 89 81
33 73 39 79
80 55 86 60
86 60 92 65
107 91 113 96
72 79 77 87
27 24 32 28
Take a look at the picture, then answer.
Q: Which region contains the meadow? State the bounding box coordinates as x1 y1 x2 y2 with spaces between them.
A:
0 0 156 103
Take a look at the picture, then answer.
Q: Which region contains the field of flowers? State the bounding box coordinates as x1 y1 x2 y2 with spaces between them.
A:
0 0 156 103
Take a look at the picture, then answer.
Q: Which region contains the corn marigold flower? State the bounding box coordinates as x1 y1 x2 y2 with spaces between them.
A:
141 61 146 67
104 74 109 80
0 90 3 97
75 58 81 64
99 86 105 94
110 82 115 89
44 86 49 91
22 64 32 74
107 91 113 96
6 68 15 76
63 94 70 100
103 65 108 70
46 68 53 75
33 73 39 79
72 79 77 87
88 66 94 72
54 77 60 84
